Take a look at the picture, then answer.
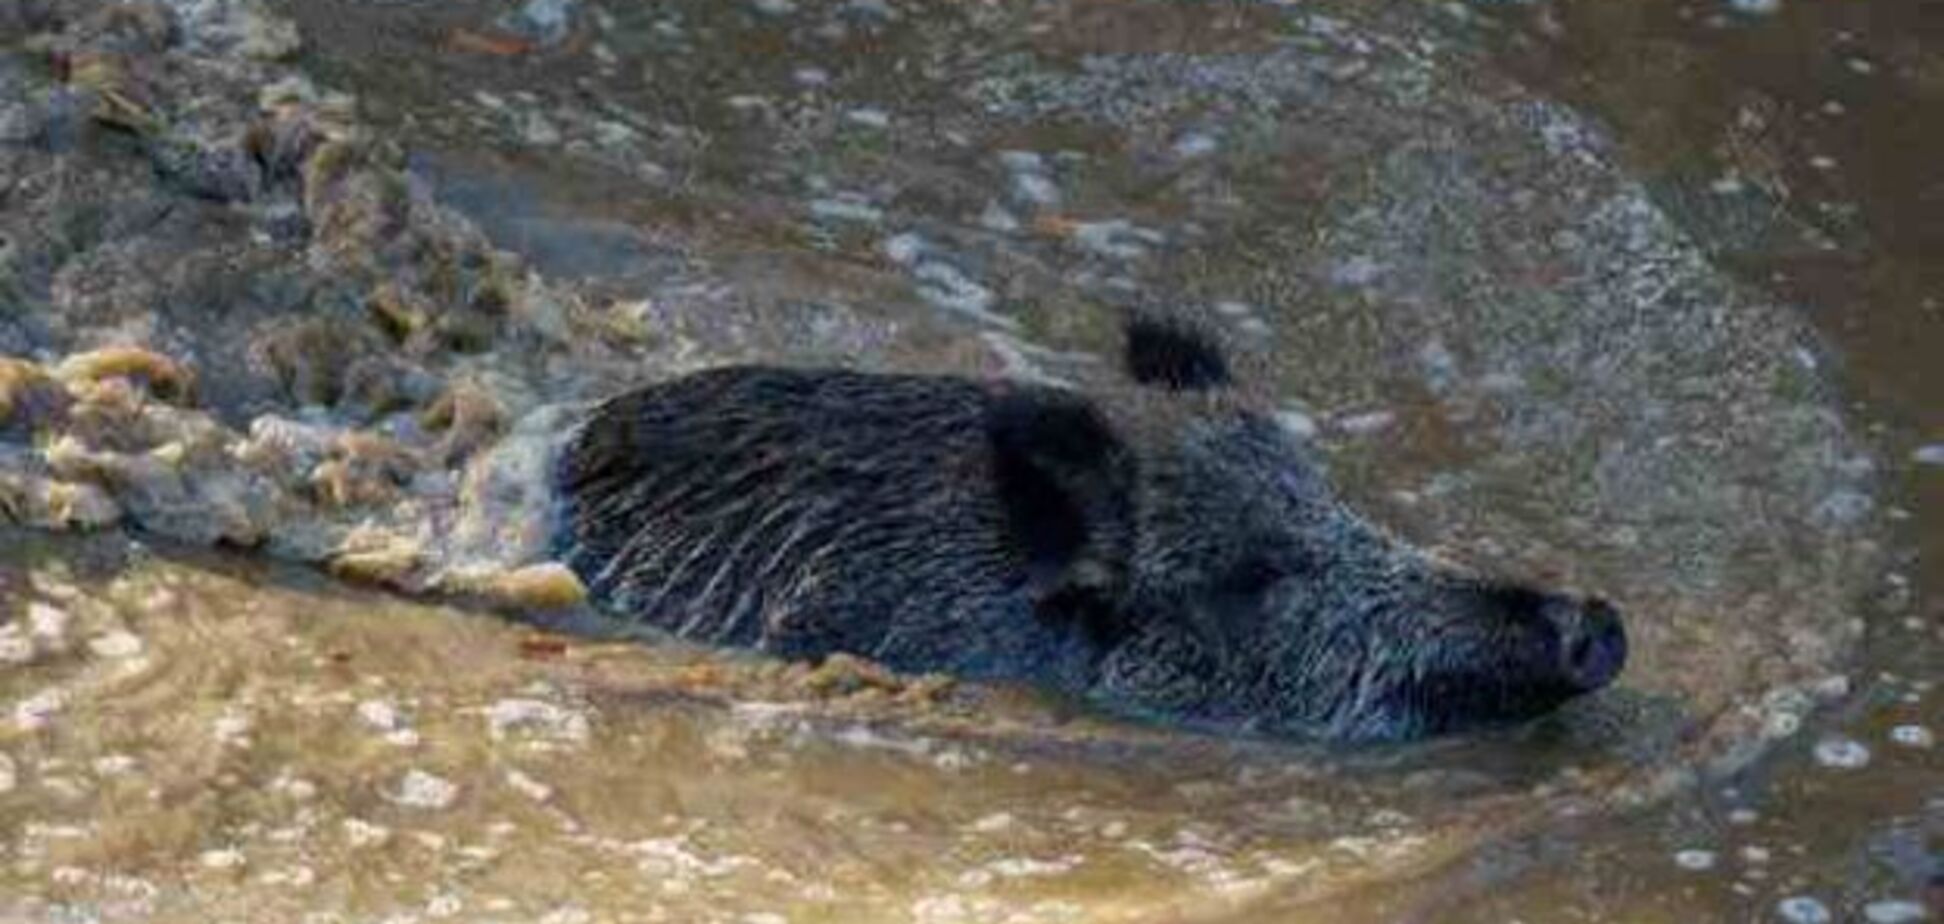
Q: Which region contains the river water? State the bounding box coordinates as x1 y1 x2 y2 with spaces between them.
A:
0 0 1936 921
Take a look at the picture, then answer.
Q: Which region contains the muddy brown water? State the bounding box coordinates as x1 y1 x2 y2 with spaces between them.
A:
0 0 1939 921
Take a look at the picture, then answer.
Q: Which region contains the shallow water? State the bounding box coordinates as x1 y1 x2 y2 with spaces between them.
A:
0 0 1938 920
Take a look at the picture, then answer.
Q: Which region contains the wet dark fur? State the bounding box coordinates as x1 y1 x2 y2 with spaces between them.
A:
555 321 1626 741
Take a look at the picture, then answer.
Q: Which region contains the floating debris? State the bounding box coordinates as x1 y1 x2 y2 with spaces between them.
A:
1889 725 1934 748
1674 849 1718 871
1812 736 1872 769
1777 896 1833 924
1862 900 1929 924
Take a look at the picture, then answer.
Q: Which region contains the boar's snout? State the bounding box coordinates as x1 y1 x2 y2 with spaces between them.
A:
1549 595 1627 692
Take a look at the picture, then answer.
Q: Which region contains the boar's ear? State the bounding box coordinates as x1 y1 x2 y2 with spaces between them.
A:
1125 317 1231 390
986 389 1134 628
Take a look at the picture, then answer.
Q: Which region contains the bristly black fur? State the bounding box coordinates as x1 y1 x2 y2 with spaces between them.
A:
551 323 1627 742
1124 317 1230 390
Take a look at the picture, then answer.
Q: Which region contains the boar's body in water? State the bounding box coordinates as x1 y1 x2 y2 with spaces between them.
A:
553 322 1626 741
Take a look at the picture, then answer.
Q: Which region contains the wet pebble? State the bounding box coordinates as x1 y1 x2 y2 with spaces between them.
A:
27 602 69 644
1862 900 1929 923
1813 735 1871 769
845 108 890 129
343 818 392 849
388 769 459 810
810 197 884 225
258 866 315 888
1331 255 1385 287
1777 896 1833 924
0 625 33 664
14 688 67 731
213 709 254 748
499 0 579 46
1335 410 1397 436
998 150 1045 172
87 631 144 659
1889 725 1934 748
963 202 1016 235
519 111 562 146
505 768 554 802
357 699 403 731
232 0 296 53
198 847 246 870
1727 0 1781 13
486 698 591 745
1913 444 1944 466
970 812 1014 833
1276 409 1320 440
270 773 317 801
1070 219 1163 260
92 754 137 777
882 232 926 265
1765 707 1804 739
912 261 1003 324
1674 849 1718 871
1173 132 1219 159
1010 171 1060 207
